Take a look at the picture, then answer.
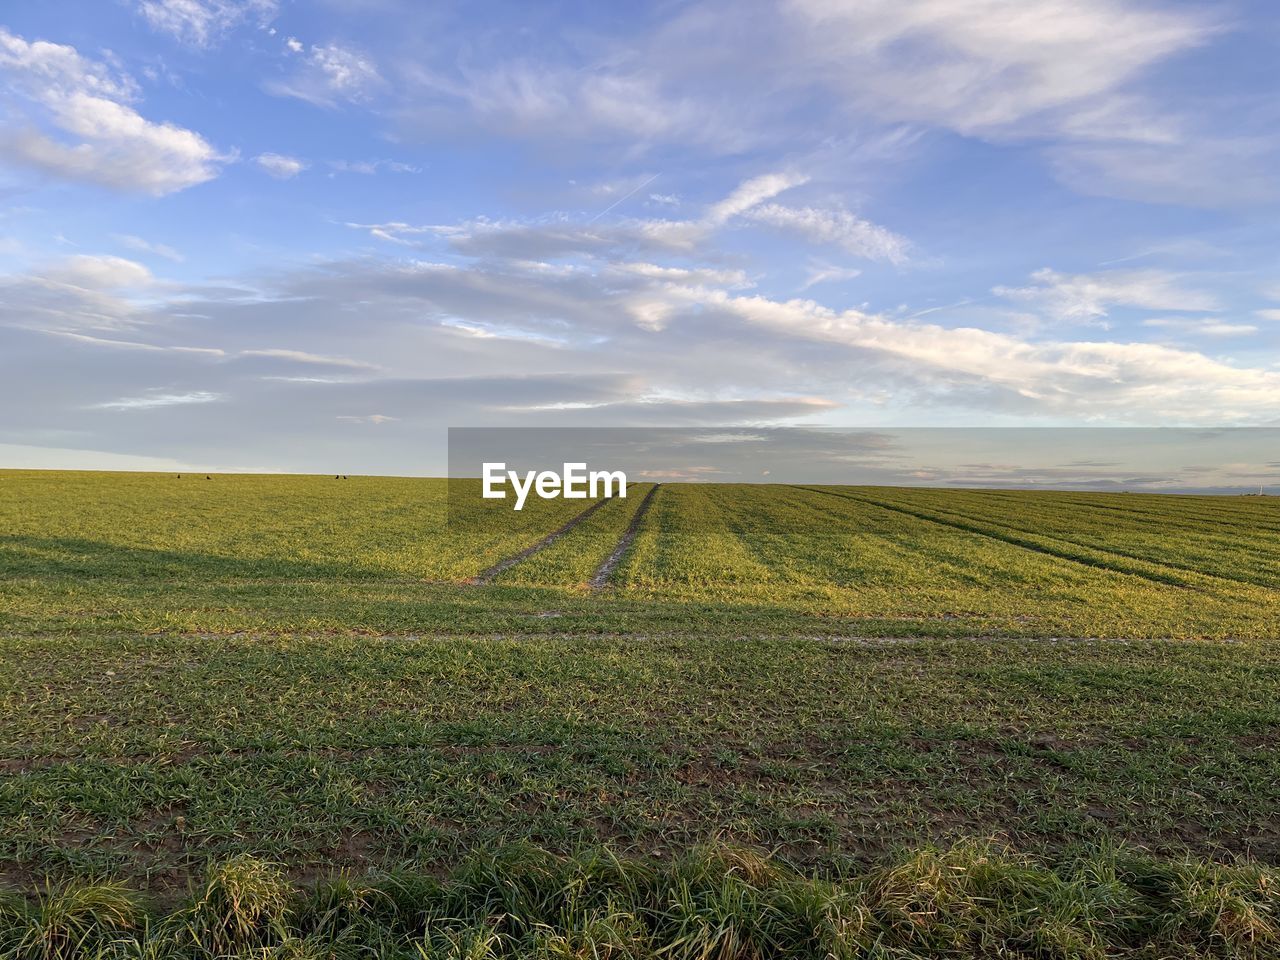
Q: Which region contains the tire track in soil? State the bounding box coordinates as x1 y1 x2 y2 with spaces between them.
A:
469 498 613 584
589 484 662 591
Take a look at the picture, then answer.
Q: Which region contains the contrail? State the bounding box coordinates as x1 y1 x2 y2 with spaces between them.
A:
587 173 660 223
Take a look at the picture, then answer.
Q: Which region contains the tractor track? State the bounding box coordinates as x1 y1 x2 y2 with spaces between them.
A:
469 497 613 585
589 483 662 591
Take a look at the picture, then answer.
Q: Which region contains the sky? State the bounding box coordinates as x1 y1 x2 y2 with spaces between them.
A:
449 428 1280 494
1 0 1279 479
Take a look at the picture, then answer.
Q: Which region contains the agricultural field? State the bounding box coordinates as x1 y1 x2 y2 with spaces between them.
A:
2 470 1279 957
3 470 1279 638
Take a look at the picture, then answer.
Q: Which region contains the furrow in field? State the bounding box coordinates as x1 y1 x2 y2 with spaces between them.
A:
590 484 662 591
889 490 1280 589
605 484 777 588
974 489 1280 539
798 487 1210 591
468 497 613 584
880 486 1274 542
695 486 907 586
617 482 1112 597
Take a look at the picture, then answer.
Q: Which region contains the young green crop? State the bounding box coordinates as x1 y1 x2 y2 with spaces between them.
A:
2 630 1279 893
0 471 594 584
3 469 1280 911
491 483 654 588
4 471 1280 637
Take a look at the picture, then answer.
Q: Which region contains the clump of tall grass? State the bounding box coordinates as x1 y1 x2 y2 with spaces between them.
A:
0 881 139 960
182 854 293 955
0 841 1275 959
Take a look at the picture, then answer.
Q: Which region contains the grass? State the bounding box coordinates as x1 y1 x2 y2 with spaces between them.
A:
3 631 1278 890
3 471 1279 638
0 842 1277 958
491 483 655 587
613 484 1280 637
2 469 1279 956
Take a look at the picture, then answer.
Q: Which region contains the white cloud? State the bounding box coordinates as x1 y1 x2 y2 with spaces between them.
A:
0 254 162 333
113 234 184 262
42 254 155 290
240 348 376 369
772 0 1265 206
406 62 711 146
255 152 307 178
1255 309 1280 323
328 158 420 175
310 44 380 99
347 214 697 257
397 1 1212 148
705 172 807 224
784 0 1214 137
348 172 908 265
48 331 224 355
382 0 1243 206
0 28 225 194
711 291 1280 420
337 413 397 424
263 254 1280 423
285 36 303 53
606 262 752 288
265 42 382 107
7 244 1280 480
1142 317 1258 337
343 220 434 246
747 204 910 264
93 390 224 410
135 0 277 46
994 268 1219 323
802 261 862 289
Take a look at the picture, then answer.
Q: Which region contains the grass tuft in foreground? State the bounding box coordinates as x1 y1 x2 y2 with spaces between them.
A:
0 841 1276 959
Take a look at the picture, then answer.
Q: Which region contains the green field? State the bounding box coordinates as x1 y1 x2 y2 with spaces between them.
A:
2 471 1279 958
4 471 1279 638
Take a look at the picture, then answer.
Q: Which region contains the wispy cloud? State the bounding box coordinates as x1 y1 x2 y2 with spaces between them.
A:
1143 317 1258 337
327 159 420 175
747 204 910 264
255 152 307 178
784 0 1215 137
994 268 1220 324
133 0 278 47
347 171 907 265
93 390 224 410
802 262 862 290
113 234 184 262
265 42 382 108
240 348 377 369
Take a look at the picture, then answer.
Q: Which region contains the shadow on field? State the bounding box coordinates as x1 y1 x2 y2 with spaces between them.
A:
0 535 384 581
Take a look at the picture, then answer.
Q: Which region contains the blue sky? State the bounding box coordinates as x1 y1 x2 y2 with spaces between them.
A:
1 0 1278 477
